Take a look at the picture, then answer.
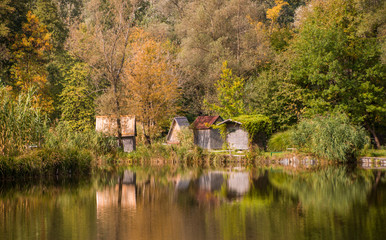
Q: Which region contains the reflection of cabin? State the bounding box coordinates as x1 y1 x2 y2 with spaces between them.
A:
96 171 137 208
122 170 136 184
176 178 191 191
96 115 136 152
198 172 224 191
166 117 190 144
217 119 249 150
96 185 136 208
192 116 224 149
227 172 250 196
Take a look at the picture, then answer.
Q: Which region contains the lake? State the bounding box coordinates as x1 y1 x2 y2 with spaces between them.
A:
1 163 385 240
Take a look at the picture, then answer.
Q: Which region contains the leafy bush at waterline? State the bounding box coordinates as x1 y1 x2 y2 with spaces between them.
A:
267 130 294 151
292 115 369 162
0 87 48 156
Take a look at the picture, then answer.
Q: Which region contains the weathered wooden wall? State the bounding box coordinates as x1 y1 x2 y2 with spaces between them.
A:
168 124 180 143
122 137 136 152
225 123 249 150
194 129 223 149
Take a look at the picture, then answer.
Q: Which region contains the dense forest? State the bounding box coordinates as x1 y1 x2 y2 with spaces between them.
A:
0 0 385 148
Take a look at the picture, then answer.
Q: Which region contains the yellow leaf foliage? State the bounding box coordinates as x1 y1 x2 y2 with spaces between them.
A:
266 0 289 23
10 11 53 113
124 28 179 142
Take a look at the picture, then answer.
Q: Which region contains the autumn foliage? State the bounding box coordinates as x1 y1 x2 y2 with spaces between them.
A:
10 11 53 112
124 28 179 144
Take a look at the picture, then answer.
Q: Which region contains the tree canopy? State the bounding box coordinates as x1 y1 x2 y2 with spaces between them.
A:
0 0 384 147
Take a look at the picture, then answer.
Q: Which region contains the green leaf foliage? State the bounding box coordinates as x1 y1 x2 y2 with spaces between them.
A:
205 61 246 119
288 0 386 145
59 62 95 131
234 114 272 141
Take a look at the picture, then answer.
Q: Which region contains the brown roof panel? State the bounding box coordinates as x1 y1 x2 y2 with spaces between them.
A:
192 116 223 129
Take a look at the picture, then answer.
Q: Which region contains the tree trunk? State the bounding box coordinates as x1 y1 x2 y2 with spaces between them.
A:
113 82 123 148
116 108 123 148
366 124 381 149
142 124 151 145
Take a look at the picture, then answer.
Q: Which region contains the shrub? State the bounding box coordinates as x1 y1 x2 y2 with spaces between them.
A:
268 130 294 151
292 114 369 162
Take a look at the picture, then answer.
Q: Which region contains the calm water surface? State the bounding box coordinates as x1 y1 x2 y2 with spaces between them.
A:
1 164 385 240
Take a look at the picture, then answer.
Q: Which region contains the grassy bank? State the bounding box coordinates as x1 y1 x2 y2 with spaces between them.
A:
361 148 386 158
0 148 92 179
0 120 119 180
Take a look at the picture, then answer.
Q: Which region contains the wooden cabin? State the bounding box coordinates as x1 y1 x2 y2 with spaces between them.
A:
96 115 136 152
217 119 249 150
192 116 223 150
166 117 190 144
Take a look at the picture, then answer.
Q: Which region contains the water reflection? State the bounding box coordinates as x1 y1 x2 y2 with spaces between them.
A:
227 172 250 197
198 171 224 191
0 165 385 240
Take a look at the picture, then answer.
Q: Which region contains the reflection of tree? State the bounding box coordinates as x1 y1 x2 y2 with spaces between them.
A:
269 167 374 214
207 168 386 240
1 166 386 240
0 179 97 240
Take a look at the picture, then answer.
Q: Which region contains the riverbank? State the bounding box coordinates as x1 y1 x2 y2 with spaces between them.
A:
2 142 385 180
0 148 94 180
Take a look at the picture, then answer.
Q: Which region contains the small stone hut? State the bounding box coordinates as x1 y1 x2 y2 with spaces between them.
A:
166 117 190 144
217 119 249 150
192 116 223 150
96 115 136 152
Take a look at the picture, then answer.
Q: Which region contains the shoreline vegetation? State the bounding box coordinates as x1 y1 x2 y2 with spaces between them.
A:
0 88 384 180
1 0 385 180
0 87 384 180
1 139 385 180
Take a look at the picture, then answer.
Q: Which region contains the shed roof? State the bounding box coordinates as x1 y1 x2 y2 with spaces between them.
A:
192 116 223 130
96 115 136 137
217 119 243 126
174 117 190 127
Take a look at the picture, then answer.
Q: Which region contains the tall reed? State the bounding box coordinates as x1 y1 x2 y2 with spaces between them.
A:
44 121 117 155
0 87 48 156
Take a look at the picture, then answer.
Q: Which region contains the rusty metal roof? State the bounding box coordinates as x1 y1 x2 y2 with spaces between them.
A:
192 116 223 130
96 115 136 137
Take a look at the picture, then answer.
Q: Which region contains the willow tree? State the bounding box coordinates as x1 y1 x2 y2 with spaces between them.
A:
124 28 179 144
68 0 139 147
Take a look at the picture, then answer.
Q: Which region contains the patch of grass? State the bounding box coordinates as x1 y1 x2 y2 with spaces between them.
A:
267 130 294 151
361 148 386 158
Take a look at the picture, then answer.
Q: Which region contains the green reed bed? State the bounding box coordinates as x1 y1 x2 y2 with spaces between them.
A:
0 87 118 179
0 148 92 179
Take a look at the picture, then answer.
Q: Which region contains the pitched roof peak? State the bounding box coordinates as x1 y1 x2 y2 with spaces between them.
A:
192 116 223 129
